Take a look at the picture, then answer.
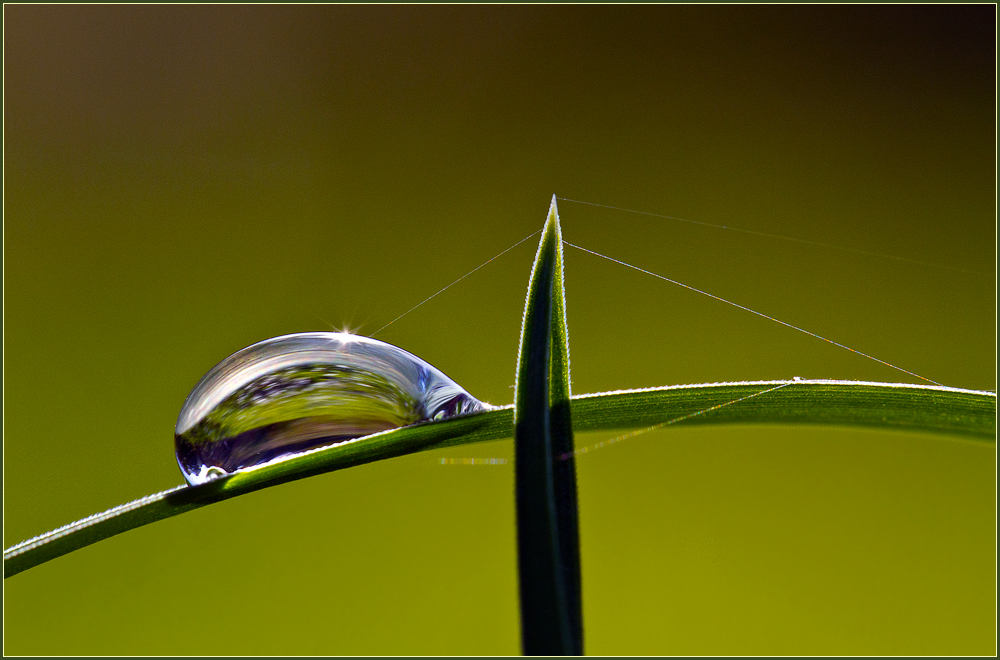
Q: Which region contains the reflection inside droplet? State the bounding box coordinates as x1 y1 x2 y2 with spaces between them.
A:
174 332 489 485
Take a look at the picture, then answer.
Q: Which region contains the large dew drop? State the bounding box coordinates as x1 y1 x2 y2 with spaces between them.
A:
175 332 489 485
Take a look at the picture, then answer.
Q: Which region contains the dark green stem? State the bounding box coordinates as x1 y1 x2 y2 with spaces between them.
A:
513 197 583 655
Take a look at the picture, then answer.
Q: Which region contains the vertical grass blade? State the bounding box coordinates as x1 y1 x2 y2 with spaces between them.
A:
514 195 583 655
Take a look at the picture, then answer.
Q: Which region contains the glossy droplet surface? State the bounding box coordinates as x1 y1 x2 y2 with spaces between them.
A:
175 332 489 485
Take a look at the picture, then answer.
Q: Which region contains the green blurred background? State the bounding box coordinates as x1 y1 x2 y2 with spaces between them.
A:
4 5 995 655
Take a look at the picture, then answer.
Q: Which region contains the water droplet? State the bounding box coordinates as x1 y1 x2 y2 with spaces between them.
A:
175 332 490 485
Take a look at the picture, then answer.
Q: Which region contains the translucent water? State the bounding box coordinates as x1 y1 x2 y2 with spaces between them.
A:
175 332 489 485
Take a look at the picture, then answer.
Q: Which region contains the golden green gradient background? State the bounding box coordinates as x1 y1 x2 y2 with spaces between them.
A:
4 6 995 655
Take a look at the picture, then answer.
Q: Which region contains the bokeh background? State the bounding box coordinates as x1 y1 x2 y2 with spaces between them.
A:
4 5 995 655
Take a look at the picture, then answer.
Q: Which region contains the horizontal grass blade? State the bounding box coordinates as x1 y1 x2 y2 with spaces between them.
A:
5 380 995 578
513 197 582 655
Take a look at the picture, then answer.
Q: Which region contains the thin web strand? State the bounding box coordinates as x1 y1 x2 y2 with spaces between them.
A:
557 197 979 275
371 230 541 337
564 241 942 386
560 382 793 461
